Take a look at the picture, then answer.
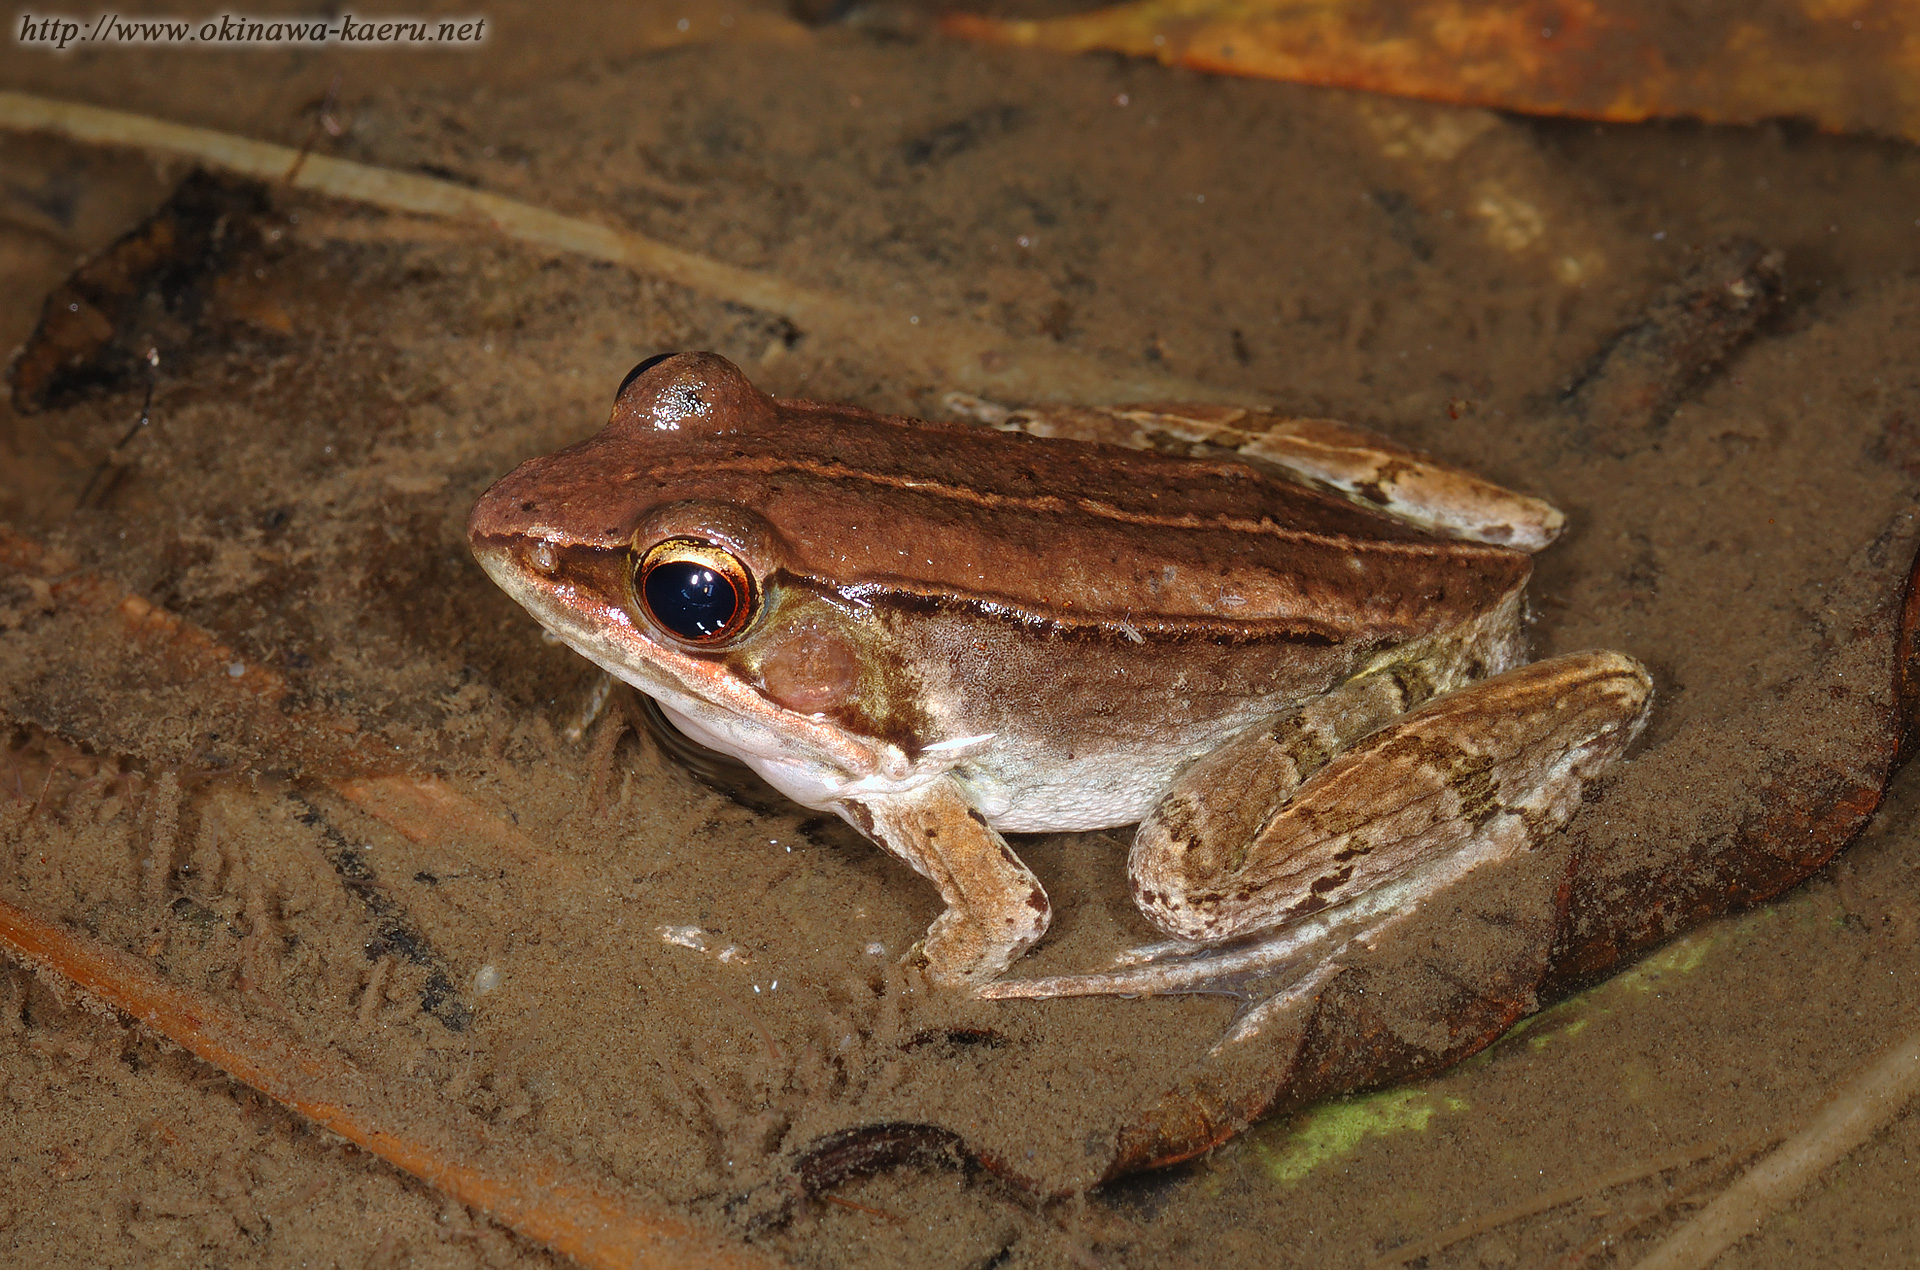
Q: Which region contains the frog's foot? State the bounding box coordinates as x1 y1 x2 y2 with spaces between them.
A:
977 837 1483 1005
980 927 1371 1060
977 921 1333 1001
981 652 1651 1008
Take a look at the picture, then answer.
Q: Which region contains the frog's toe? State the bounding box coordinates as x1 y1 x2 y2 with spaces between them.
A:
976 924 1334 1001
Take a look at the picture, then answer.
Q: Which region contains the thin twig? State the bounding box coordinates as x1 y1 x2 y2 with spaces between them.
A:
1554 1152 1749 1267
0 894 782 1270
28 762 59 819
284 73 344 185
0 90 1238 404
5 744 25 803
821 1193 905 1224
1629 1025 1920 1270
1367 1135 1772 1269
76 357 157 510
331 772 583 880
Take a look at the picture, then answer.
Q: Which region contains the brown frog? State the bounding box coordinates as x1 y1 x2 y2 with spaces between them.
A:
467 352 1650 1005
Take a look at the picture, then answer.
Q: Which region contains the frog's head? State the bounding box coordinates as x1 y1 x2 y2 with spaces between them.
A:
467 352 906 794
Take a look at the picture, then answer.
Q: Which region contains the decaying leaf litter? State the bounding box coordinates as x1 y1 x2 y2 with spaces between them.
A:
944 0 1920 143
5 3 1920 1266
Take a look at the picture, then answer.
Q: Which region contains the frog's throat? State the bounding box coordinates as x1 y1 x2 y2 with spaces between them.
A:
653 698 965 813
585 625 911 790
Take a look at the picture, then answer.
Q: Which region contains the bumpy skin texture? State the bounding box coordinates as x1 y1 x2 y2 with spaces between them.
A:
468 353 1646 995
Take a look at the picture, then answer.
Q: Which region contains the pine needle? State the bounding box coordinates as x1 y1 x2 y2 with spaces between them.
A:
1630 1026 1920 1270
0 90 1234 404
0 895 782 1270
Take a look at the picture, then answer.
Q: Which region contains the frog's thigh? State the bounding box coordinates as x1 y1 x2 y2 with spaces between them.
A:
847 778 1050 988
1129 668 1437 905
1131 652 1652 942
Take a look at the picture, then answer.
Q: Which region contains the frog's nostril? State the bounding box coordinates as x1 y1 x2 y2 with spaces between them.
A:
520 500 538 513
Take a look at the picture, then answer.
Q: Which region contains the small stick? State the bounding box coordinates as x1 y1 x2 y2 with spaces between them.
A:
28 761 59 819
141 769 180 905
284 73 344 185
820 1193 905 1224
1554 1153 1746 1268
0 895 783 1270
1367 1135 1769 1269
75 346 161 511
1629 1025 1920 1270
357 955 392 1028
1556 239 1784 449
0 90 1235 404
331 772 584 880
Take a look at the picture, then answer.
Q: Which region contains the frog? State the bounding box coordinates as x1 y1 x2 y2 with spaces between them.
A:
467 351 1651 1005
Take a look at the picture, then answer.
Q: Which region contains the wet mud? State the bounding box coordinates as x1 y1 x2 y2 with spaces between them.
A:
4 2 1920 1266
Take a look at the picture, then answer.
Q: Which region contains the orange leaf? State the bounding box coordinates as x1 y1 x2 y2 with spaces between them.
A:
942 0 1920 141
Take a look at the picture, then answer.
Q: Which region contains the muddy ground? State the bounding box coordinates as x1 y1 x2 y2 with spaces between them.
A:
3 1 1920 1266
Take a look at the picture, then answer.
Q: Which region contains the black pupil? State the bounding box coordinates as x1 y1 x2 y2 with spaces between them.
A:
644 560 739 640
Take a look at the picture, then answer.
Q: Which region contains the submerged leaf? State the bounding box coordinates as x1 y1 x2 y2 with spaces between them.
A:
943 0 1920 141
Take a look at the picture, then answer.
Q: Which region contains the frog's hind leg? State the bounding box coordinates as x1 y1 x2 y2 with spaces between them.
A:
979 651 1651 1002
943 396 1563 551
1234 414 1563 551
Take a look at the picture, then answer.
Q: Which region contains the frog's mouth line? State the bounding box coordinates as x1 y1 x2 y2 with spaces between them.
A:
469 536 910 789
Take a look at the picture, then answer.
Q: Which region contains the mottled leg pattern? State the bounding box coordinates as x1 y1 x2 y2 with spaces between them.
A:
983 652 1651 1000
847 776 1051 988
1125 589 1529 941
1137 650 1649 941
1122 668 1451 933
944 396 1564 551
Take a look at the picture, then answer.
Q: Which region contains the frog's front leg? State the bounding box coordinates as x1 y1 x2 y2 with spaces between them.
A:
843 777 1050 988
984 652 1651 1001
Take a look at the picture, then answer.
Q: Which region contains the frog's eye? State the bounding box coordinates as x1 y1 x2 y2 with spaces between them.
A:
635 538 756 644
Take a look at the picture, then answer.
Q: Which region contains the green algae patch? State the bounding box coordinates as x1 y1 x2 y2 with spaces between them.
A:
1245 911 1769 1190
1255 1089 1469 1183
1237 924 1744 1189
1614 930 1719 992
1491 924 1734 1059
